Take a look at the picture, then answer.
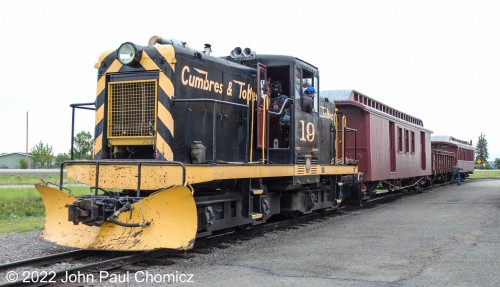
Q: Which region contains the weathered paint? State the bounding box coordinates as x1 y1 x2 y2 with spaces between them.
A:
36 183 197 251
67 163 358 190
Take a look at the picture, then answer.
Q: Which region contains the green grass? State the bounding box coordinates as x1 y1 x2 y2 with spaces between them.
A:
469 170 500 179
0 174 77 185
0 216 45 233
0 186 94 233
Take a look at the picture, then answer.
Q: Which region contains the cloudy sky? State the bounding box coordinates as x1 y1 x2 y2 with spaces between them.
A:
1 0 498 159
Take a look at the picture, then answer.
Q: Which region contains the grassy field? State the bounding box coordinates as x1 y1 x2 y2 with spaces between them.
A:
0 174 77 185
0 183 92 233
469 170 500 179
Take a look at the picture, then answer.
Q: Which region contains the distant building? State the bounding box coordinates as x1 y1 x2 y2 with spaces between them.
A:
0 153 34 169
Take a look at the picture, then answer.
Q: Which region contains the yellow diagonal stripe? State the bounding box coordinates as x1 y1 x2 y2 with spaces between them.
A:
158 102 174 137
155 45 176 72
159 73 174 99
95 105 104 126
156 134 173 161
139 51 158 70
94 50 114 68
93 133 103 157
96 59 122 96
139 51 174 99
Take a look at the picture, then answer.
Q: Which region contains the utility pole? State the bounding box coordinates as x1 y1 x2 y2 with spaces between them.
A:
26 111 29 169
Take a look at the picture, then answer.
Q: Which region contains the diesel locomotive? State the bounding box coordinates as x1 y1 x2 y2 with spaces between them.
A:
36 36 360 251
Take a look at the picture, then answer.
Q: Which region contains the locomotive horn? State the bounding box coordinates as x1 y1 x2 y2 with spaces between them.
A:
230 47 242 58
242 47 252 57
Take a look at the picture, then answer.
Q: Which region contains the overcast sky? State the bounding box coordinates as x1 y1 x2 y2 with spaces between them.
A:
1 0 498 160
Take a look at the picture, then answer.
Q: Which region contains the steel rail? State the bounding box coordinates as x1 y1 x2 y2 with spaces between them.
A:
0 250 87 272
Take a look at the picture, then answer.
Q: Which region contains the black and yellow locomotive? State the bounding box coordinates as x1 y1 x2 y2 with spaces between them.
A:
36 36 359 251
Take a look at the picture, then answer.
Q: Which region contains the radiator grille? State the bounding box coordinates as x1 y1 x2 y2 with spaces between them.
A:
108 80 157 138
296 157 318 175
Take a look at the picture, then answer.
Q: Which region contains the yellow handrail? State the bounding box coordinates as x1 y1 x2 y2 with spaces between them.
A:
249 93 255 163
342 116 347 164
334 113 338 164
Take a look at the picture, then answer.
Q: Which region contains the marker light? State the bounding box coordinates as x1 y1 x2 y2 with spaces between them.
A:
117 42 142 65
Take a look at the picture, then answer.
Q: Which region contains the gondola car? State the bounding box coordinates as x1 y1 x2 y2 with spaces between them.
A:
35 36 359 251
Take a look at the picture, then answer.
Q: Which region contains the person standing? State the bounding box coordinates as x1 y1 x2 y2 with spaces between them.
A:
450 162 463 185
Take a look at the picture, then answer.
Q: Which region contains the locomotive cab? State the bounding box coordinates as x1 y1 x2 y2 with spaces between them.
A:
242 55 336 169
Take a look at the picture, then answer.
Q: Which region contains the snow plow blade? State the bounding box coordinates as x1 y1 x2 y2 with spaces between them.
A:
36 183 197 251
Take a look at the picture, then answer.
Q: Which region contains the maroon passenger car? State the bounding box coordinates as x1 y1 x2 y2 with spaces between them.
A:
324 90 433 194
431 135 475 179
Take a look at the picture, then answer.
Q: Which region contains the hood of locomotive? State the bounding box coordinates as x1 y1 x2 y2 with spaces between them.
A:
38 40 259 251
92 41 256 163
38 42 216 251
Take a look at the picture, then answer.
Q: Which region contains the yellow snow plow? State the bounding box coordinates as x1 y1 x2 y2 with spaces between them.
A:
35 183 197 251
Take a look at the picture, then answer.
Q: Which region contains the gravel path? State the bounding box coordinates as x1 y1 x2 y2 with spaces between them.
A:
0 231 73 264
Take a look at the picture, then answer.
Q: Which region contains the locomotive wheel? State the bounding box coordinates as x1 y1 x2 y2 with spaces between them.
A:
351 183 363 207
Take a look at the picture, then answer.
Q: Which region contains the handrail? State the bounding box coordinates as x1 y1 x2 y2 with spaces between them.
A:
59 160 187 196
261 95 268 163
342 116 347 164
268 98 293 116
69 102 95 160
334 114 339 163
250 94 255 163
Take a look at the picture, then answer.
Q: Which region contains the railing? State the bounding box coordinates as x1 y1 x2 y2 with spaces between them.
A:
69 102 96 160
59 160 186 196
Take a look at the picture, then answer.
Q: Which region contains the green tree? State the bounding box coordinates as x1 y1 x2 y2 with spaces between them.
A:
19 158 27 169
475 133 489 164
73 131 93 159
495 158 500 169
31 141 54 168
54 153 70 167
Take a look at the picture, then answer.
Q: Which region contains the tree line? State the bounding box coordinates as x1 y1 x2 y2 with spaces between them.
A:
25 131 93 168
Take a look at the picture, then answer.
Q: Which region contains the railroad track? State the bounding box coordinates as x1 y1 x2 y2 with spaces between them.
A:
0 182 452 286
0 248 184 286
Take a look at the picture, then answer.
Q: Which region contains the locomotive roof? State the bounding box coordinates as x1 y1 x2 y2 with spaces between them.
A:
323 89 426 128
227 54 319 73
172 45 257 72
431 135 475 149
168 42 319 74
253 54 318 69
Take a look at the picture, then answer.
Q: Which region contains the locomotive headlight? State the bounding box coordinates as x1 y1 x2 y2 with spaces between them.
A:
117 42 142 65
